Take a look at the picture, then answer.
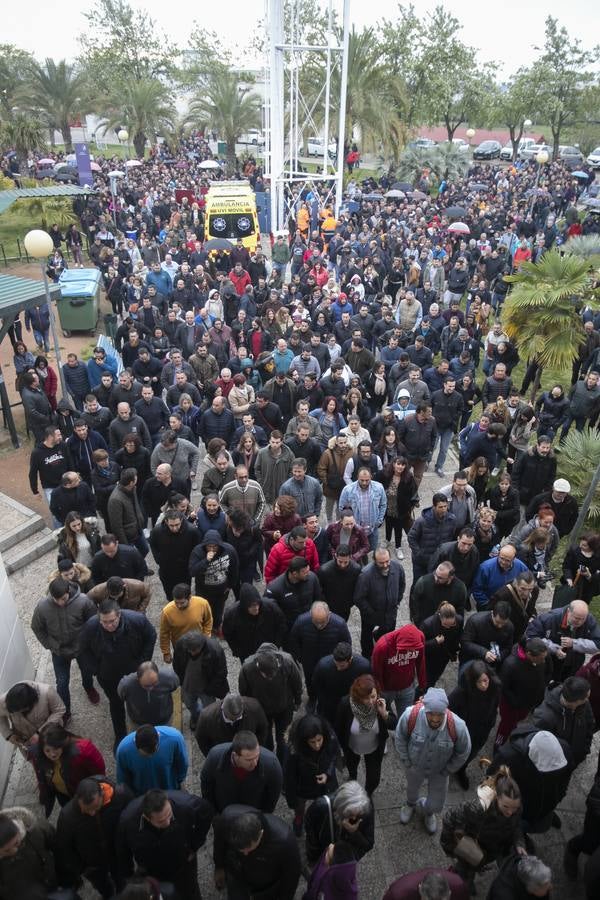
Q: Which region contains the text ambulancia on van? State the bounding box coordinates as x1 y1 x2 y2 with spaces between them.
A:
204 181 260 253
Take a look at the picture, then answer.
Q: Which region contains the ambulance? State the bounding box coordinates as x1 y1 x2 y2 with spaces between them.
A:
204 181 260 252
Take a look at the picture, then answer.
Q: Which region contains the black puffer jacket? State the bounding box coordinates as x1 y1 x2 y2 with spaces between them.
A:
238 642 302 716
149 518 201 579
172 632 229 700
283 721 339 807
532 684 595 765
407 508 458 567
448 666 501 751
511 446 557 505
499 644 551 711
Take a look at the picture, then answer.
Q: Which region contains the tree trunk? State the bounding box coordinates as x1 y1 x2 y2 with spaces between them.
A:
551 128 560 162
529 364 544 404
445 118 459 142
62 122 73 153
133 132 146 158
226 139 236 176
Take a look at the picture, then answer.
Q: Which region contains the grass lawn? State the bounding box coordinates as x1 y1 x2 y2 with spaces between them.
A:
0 203 47 263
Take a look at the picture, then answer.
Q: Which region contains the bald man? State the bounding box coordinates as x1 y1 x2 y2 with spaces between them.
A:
141 463 189 526
525 599 600 682
289 602 351 701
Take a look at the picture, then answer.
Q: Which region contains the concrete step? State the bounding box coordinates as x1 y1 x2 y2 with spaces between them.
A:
0 514 46 554
3 528 57 575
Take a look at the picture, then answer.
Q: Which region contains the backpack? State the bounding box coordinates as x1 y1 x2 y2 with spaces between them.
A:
407 700 457 742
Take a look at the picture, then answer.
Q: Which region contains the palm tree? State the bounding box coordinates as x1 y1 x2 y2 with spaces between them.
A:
565 235 600 263
17 195 78 231
25 59 85 151
0 113 47 170
99 78 174 158
393 147 433 186
503 249 599 399
554 428 600 528
429 142 470 182
303 26 406 163
188 70 261 174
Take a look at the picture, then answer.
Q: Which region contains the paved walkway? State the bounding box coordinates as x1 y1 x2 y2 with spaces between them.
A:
1 451 594 898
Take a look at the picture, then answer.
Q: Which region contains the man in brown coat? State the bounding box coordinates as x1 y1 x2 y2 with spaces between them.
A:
87 576 150 613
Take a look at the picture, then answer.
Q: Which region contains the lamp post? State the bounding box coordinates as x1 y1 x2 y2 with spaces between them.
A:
529 149 549 213
24 230 68 400
466 127 475 146
523 118 532 132
118 128 129 185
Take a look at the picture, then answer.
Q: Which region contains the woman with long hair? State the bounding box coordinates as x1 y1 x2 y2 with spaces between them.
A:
57 511 101 567
261 495 302 555
375 425 405 467
343 387 369 424
377 457 419 560
335 674 396 797
13 340 35 378
34 355 58 411
28 722 105 816
448 660 502 790
456 371 482 429
46 248 67 283
441 766 524 889
114 433 151 496
228 373 255 422
310 396 346 444
284 713 340 835
363 361 388 415
485 472 521 539
562 531 600 603
466 456 490 504
232 432 259 478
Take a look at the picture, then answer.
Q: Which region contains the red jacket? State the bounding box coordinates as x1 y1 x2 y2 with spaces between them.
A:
264 534 320 583
229 268 252 296
30 738 105 809
371 624 426 693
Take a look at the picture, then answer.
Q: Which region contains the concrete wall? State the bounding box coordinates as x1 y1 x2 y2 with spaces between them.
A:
0 552 34 794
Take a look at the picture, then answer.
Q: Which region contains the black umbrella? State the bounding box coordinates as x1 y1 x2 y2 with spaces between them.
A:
392 181 413 192
204 238 233 251
469 182 488 191
445 205 467 219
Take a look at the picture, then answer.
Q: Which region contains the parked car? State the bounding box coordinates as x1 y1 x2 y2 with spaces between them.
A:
302 137 337 159
408 137 437 151
586 147 600 169
473 140 502 160
239 129 265 146
500 138 535 161
451 138 470 153
519 143 553 161
559 145 584 168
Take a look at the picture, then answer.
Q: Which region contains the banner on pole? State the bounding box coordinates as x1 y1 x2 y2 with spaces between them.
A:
75 142 93 187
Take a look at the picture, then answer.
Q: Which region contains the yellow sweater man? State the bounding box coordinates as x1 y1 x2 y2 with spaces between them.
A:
159 588 213 662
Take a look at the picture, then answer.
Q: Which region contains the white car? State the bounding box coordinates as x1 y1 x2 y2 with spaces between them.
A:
519 143 553 161
500 138 535 161
587 147 600 169
306 137 337 158
451 138 470 153
239 129 265 146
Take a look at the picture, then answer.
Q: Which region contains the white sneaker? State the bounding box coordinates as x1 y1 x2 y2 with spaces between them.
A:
399 804 415 824
417 798 437 835
396 547 404 560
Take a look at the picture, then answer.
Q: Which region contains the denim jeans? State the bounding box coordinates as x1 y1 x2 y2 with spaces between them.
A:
52 654 93 714
384 685 416 719
33 328 50 351
405 769 449 815
132 532 150 558
43 488 62 528
182 690 215 727
434 428 454 471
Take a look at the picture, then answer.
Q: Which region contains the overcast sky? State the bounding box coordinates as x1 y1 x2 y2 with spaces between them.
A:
4 0 596 79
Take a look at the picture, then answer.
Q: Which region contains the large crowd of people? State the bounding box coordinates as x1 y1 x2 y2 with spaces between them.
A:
2 136 600 899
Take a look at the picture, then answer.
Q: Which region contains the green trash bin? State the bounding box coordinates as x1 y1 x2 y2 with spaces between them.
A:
217 141 227 156
57 268 102 336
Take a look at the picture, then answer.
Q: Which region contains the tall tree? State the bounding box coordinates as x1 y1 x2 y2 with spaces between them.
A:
533 17 598 159
0 44 35 122
25 59 86 152
490 69 540 160
188 71 261 174
79 0 177 92
378 4 430 129
98 78 174 158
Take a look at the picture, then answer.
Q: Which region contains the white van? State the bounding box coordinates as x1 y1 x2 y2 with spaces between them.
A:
239 129 265 146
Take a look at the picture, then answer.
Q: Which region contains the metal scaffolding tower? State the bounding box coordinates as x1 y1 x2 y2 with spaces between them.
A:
263 0 351 233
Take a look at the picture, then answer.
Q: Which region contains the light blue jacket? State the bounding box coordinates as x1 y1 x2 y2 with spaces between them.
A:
338 480 387 532
394 705 471 774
